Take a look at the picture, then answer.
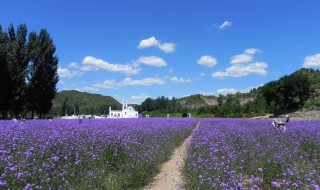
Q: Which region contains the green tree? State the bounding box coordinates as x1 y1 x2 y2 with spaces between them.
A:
140 98 154 112
280 72 311 109
260 80 284 111
6 24 29 117
217 94 224 106
26 29 59 118
0 26 11 119
75 104 80 115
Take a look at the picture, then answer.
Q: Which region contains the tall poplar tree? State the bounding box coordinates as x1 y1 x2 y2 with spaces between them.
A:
6 24 28 117
0 26 11 119
26 29 59 118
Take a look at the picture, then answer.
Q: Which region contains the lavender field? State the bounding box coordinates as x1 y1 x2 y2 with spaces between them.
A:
184 118 320 189
0 118 197 189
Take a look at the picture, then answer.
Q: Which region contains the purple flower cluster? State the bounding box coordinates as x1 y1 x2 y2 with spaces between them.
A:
184 118 320 189
0 118 197 189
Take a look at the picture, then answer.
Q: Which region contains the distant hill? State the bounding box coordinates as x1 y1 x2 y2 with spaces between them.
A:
179 69 320 109
137 68 320 117
177 93 256 109
49 69 320 118
49 90 121 117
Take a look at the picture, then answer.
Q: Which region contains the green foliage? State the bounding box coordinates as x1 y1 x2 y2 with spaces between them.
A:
139 96 182 114
6 24 29 117
302 99 320 110
0 26 11 118
0 24 59 119
26 29 59 118
260 68 317 113
50 90 121 116
134 69 319 118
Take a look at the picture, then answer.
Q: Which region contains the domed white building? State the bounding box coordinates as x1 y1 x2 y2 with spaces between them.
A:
108 101 138 118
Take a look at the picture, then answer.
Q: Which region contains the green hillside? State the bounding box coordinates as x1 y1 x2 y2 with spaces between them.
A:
49 90 121 117
138 68 320 117
48 69 320 118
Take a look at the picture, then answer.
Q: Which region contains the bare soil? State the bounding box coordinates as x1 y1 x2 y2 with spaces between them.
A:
143 122 199 190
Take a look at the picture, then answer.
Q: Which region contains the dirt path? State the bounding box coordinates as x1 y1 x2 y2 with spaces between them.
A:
143 121 200 190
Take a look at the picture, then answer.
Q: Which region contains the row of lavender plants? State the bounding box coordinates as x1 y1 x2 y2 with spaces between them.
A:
183 118 320 189
0 118 198 189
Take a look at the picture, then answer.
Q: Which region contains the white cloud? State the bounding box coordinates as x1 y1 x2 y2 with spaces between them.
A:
137 56 167 67
137 36 176 53
213 62 268 79
93 77 166 89
170 77 192 83
303 53 320 68
212 48 267 79
199 91 215 96
230 54 253 64
217 88 239 95
231 49 261 64
137 36 159 49
168 68 174 73
200 73 206 77
76 86 100 92
81 56 140 75
217 85 263 95
68 62 80 69
245 48 261 55
158 43 176 53
130 93 151 103
197 55 217 68
218 21 232 30
122 77 165 86
57 67 83 78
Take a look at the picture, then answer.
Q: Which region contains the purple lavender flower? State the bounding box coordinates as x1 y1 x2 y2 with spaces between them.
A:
271 181 281 188
52 156 59 162
292 183 298 188
0 177 7 186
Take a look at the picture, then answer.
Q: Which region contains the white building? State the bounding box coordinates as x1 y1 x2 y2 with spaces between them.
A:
108 101 139 118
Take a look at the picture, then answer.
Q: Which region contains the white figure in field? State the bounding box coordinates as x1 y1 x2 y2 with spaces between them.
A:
272 119 286 134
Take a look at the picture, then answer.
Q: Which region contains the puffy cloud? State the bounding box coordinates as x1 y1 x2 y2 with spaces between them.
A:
81 56 140 75
197 55 217 68
245 48 261 55
217 88 239 95
200 73 206 77
170 77 192 83
57 67 83 78
137 36 176 53
231 49 261 64
93 77 166 89
218 21 232 30
212 48 267 79
76 86 100 92
217 85 263 95
122 77 166 86
130 93 151 103
303 53 320 68
137 56 167 67
230 54 253 64
158 42 176 53
68 62 80 68
137 36 159 49
213 62 267 79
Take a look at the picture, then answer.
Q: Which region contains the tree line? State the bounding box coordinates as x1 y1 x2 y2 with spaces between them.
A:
138 69 317 117
0 24 58 119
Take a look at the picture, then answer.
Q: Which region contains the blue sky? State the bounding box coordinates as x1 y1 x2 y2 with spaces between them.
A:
1 0 320 104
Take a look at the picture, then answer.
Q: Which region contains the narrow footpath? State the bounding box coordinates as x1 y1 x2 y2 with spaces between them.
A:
143 120 200 190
